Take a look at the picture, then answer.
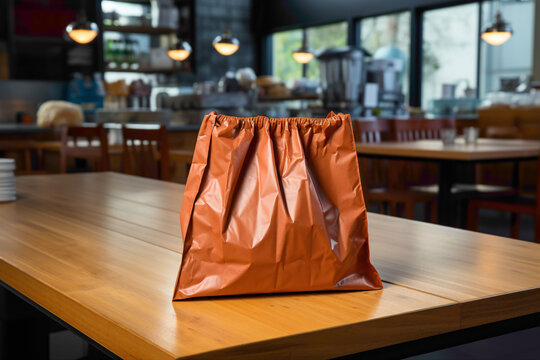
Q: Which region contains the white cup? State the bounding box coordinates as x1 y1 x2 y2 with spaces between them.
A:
463 127 479 145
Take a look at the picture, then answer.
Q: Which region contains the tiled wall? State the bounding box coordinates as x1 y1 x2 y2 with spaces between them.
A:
180 0 255 82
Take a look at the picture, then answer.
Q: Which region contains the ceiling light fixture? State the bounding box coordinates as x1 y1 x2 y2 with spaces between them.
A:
66 1 98 44
212 0 239 56
66 19 99 44
292 30 314 64
481 2 513 46
168 39 192 61
213 29 240 56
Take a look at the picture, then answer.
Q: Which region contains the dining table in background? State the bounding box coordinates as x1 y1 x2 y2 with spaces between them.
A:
0 172 538 359
356 138 540 226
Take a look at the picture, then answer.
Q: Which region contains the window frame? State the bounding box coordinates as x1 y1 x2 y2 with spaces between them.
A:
268 20 351 82
263 0 531 108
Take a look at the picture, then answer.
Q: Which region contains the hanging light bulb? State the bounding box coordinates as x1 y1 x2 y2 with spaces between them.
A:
292 47 314 64
213 29 240 56
66 19 99 44
481 10 513 46
292 29 314 65
66 0 98 45
66 6 99 45
168 40 192 61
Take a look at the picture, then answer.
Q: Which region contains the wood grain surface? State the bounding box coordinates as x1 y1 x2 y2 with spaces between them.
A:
356 138 540 161
1 173 539 359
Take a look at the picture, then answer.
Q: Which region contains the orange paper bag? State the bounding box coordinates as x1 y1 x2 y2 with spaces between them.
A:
174 112 382 299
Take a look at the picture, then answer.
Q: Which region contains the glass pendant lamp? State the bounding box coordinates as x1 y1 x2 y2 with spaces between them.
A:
66 1 98 44
292 30 314 64
481 1 513 46
168 38 192 61
212 0 240 56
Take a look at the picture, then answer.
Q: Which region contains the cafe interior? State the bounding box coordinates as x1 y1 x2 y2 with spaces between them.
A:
0 0 539 359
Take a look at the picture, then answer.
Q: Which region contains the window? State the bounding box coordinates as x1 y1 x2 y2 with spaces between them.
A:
272 29 303 83
422 3 479 109
360 12 411 100
305 22 348 80
272 22 347 83
479 0 535 96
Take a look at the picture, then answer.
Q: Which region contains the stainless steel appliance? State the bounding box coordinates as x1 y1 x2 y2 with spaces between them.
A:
317 47 368 113
365 58 405 116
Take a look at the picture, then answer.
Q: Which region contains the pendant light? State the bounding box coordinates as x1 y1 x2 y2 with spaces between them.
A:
168 38 192 61
213 29 240 56
292 30 314 64
481 1 513 46
66 1 98 44
213 0 239 56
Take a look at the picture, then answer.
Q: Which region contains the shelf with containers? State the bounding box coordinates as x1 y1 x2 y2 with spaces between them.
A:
101 0 194 81
1 0 102 81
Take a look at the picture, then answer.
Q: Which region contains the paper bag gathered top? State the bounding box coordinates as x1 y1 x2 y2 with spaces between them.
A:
174 112 382 299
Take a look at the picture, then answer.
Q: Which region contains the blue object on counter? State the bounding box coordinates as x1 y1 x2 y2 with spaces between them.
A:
67 73 105 114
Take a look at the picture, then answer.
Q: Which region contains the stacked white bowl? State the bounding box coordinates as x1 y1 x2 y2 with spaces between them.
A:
0 158 16 202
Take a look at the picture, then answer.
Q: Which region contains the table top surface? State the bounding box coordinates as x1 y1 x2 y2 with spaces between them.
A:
0 123 50 135
356 138 540 161
1 173 539 359
0 123 200 135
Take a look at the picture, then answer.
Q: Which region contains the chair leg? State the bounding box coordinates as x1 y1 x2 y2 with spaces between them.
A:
389 201 397 217
423 202 430 222
510 213 520 239
427 201 438 224
404 200 415 220
535 215 540 243
59 152 67 173
38 149 45 170
378 201 385 215
24 149 32 172
467 202 479 231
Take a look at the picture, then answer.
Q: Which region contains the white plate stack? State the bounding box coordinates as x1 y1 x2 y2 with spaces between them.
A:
0 158 16 202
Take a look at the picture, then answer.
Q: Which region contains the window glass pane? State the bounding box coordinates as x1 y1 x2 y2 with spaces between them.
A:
305 22 348 80
422 3 479 109
480 0 534 96
360 12 411 102
272 29 303 82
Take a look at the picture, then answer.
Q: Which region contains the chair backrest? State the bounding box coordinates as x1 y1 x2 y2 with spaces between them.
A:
353 119 387 143
60 123 109 173
484 126 520 139
122 125 170 181
353 119 390 189
390 118 455 141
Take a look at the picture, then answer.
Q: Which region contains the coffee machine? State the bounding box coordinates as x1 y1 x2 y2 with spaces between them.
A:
317 47 369 116
365 58 405 116
317 47 405 117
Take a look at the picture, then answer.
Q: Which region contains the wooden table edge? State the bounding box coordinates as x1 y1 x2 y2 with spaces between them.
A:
0 259 176 360
175 300 461 359
460 286 540 329
355 142 540 161
1 251 463 360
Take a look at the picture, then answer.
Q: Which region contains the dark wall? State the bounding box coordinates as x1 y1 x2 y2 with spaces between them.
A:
188 0 255 82
255 0 477 33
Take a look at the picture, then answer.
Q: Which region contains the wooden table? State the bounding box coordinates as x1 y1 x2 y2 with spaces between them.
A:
356 138 540 225
0 173 539 359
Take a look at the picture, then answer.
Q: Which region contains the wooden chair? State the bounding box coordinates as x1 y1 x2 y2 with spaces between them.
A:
59 124 109 173
122 125 170 181
0 140 38 175
393 119 514 221
354 119 437 221
467 153 540 243
390 118 454 141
